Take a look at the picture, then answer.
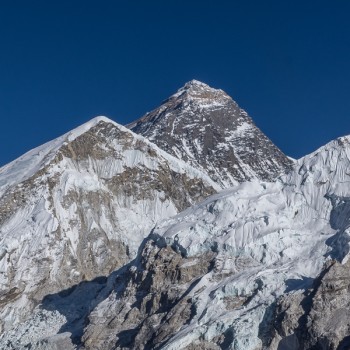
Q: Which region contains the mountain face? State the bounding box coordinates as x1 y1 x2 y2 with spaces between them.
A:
128 80 293 187
81 136 350 350
0 116 218 338
1 81 349 350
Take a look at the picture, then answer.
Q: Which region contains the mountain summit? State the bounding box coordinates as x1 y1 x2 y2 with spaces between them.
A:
2 82 349 350
171 79 231 102
128 80 293 187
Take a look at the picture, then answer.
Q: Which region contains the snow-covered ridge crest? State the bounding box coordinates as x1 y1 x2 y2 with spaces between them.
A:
0 116 113 194
157 133 350 258
171 79 230 101
288 134 350 202
0 116 220 195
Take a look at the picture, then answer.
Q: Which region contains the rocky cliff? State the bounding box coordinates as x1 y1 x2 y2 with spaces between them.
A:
129 80 293 187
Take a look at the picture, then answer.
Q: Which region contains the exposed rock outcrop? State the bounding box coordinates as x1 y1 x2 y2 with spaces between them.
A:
129 80 293 187
271 259 350 350
0 117 217 340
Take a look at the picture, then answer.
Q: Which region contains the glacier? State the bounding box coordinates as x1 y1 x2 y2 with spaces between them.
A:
1 82 350 349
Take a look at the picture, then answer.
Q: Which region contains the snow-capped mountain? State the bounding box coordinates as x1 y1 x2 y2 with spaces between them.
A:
1 81 350 350
81 136 350 350
0 116 218 338
128 80 293 187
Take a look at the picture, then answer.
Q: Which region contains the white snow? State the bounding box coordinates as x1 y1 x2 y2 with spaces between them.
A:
0 116 219 344
2 112 350 349
152 136 350 349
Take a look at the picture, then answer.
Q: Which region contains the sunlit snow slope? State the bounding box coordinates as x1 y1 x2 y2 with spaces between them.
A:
2 84 350 350
81 136 350 350
0 116 218 335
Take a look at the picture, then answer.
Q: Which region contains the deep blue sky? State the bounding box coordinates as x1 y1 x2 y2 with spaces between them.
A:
1 1 350 166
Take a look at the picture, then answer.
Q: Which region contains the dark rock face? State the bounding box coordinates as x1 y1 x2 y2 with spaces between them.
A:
128 80 293 187
60 121 217 214
270 260 350 350
82 236 218 350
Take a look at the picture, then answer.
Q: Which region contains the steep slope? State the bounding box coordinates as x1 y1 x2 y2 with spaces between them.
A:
81 136 350 349
271 258 350 350
128 80 293 187
0 116 218 339
2 97 350 349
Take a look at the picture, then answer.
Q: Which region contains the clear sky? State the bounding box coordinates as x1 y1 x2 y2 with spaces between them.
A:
1 1 350 166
